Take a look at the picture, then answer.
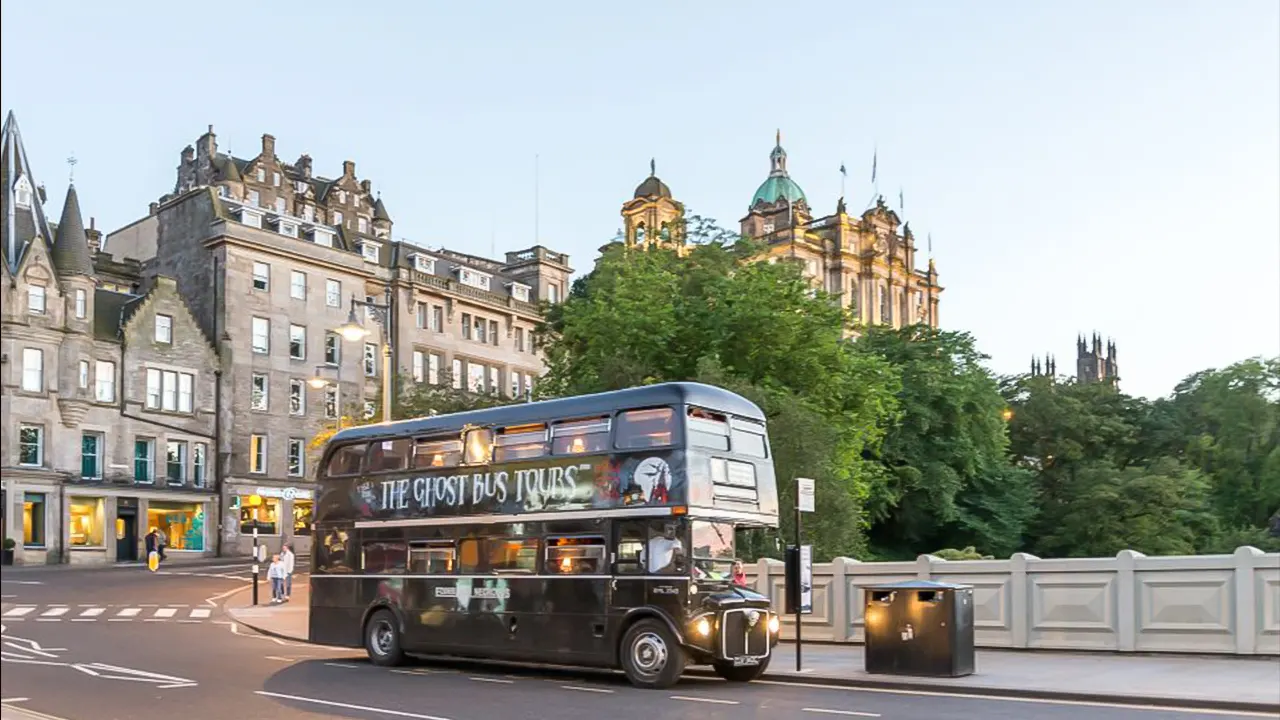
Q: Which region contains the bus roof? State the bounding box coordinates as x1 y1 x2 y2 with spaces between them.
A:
329 381 765 445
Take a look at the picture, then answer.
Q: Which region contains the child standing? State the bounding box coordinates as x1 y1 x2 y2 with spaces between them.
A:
267 554 286 603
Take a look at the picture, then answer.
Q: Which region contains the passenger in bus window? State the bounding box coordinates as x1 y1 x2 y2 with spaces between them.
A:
732 560 749 587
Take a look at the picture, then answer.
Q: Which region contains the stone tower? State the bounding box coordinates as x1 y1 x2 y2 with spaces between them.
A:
621 159 686 253
1076 333 1119 387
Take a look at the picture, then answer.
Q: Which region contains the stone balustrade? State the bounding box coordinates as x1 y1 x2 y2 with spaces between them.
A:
744 546 1280 655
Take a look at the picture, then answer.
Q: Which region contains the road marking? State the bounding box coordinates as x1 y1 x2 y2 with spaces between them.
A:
561 685 613 694
2 608 34 617
80 608 105 617
0 580 42 585
803 709 881 718
753 679 1279 717
36 619 63 623
671 696 738 705
189 608 211 619
256 691 453 720
154 608 178 618
40 608 68 617
265 655 295 662
468 676 514 684
107 618 133 622
324 662 359 669
0 697 30 703
116 608 141 617
71 619 95 623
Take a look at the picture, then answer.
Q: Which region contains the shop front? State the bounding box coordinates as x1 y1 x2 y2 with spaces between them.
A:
1 478 215 566
223 483 314 557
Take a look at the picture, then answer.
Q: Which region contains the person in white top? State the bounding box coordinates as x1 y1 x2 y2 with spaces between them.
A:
280 543 296 601
646 523 684 573
267 555 287 604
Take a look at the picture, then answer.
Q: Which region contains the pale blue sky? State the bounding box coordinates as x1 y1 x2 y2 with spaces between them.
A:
3 1 1277 398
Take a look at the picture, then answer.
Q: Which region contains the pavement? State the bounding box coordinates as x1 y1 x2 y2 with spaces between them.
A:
224 582 1280 715
2 561 1275 720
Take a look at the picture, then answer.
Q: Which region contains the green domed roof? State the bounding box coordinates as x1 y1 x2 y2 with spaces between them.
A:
749 130 806 208
751 175 806 206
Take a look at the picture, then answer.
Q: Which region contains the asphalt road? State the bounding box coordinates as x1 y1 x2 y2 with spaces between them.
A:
1 565 1272 720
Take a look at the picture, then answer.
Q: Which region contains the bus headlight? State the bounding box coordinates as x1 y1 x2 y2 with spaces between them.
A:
694 617 712 637
768 615 780 634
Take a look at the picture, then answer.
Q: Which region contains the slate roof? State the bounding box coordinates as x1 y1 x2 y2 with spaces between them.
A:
92 288 142 341
51 184 95 277
1 111 56 272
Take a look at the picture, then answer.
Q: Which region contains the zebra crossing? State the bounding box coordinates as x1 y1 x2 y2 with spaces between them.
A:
1 604 216 623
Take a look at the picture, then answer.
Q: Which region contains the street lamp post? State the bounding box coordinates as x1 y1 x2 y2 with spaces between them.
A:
335 288 394 424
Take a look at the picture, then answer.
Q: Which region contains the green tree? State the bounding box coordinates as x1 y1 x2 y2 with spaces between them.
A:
856 326 1036 559
537 218 900 559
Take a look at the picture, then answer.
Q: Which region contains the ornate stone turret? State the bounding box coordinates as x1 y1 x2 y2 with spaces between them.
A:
621 159 685 252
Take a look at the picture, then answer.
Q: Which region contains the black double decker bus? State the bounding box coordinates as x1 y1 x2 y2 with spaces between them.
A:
309 382 781 688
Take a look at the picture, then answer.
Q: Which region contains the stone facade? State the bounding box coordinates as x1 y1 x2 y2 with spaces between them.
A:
621 134 943 330
102 126 573 557
2 112 219 566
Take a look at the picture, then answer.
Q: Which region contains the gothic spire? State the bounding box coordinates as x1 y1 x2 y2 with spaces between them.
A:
2 111 55 272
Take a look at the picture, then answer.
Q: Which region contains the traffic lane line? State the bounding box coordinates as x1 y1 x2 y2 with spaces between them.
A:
256 690 454 720
804 709 881 717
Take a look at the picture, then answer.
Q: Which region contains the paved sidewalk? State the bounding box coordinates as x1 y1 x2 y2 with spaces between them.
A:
223 584 1280 713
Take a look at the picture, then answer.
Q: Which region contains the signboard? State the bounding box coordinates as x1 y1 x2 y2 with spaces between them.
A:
799 544 813 614
796 477 815 513
240 486 314 501
317 451 690 524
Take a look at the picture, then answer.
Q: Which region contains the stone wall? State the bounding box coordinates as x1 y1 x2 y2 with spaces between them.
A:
745 546 1280 656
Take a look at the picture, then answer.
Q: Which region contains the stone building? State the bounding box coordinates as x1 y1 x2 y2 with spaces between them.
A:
103 127 572 557
1 112 219 566
1030 334 1119 388
621 132 943 329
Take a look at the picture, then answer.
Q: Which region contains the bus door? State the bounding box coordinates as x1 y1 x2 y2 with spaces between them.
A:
611 520 685 622
542 535 611 659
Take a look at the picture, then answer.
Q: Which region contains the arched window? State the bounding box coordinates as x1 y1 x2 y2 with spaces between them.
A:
659 222 670 242
14 175 32 208
878 283 889 323
635 223 646 246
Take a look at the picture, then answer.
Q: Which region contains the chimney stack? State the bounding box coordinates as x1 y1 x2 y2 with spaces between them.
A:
296 154 312 178
262 133 276 158
86 217 102 253
342 160 355 178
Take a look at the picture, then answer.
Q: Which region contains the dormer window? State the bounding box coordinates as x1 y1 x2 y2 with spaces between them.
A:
312 228 334 248
14 175 33 208
359 240 380 263
256 168 266 182
237 207 263 229
411 254 436 274
337 190 347 204
457 267 492 291
295 180 307 194
357 217 368 234
507 282 531 302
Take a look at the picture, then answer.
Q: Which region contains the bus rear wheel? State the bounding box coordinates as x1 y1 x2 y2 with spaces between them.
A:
712 655 770 682
364 610 405 667
620 619 685 689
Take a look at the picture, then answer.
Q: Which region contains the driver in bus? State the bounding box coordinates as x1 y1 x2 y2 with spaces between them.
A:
647 523 684 573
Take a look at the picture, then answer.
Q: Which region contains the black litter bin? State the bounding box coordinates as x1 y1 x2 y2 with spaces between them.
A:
863 580 974 677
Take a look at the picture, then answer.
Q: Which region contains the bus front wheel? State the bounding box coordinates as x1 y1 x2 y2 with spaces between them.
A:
364 610 405 667
712 655 770 682
620 618 685 689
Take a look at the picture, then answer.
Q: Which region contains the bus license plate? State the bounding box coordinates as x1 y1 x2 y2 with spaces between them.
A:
732 656 760 667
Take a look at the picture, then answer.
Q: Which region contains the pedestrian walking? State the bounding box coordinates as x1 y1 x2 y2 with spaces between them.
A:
144 528 160 571
156 527 168 562
281 543 296 601
267 554 286 603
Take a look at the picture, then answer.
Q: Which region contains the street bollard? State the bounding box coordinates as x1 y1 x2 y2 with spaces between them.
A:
251 526 259 606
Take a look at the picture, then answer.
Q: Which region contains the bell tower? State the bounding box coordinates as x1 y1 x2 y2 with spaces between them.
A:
621 159 685 253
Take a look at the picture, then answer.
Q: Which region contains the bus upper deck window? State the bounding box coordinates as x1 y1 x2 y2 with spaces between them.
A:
326 443 366 477
551 417 610 455
413 438 462 469
463 427 494 465
367 438 411 473
494 424 549 462
687 407 730 451
615 408 675 449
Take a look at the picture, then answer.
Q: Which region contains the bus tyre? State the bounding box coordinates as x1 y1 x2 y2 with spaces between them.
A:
364 610 405 667
620 619 685 689
712 655 770 682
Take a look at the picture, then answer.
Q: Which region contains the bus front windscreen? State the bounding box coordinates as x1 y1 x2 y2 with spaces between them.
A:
690 520 736 580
